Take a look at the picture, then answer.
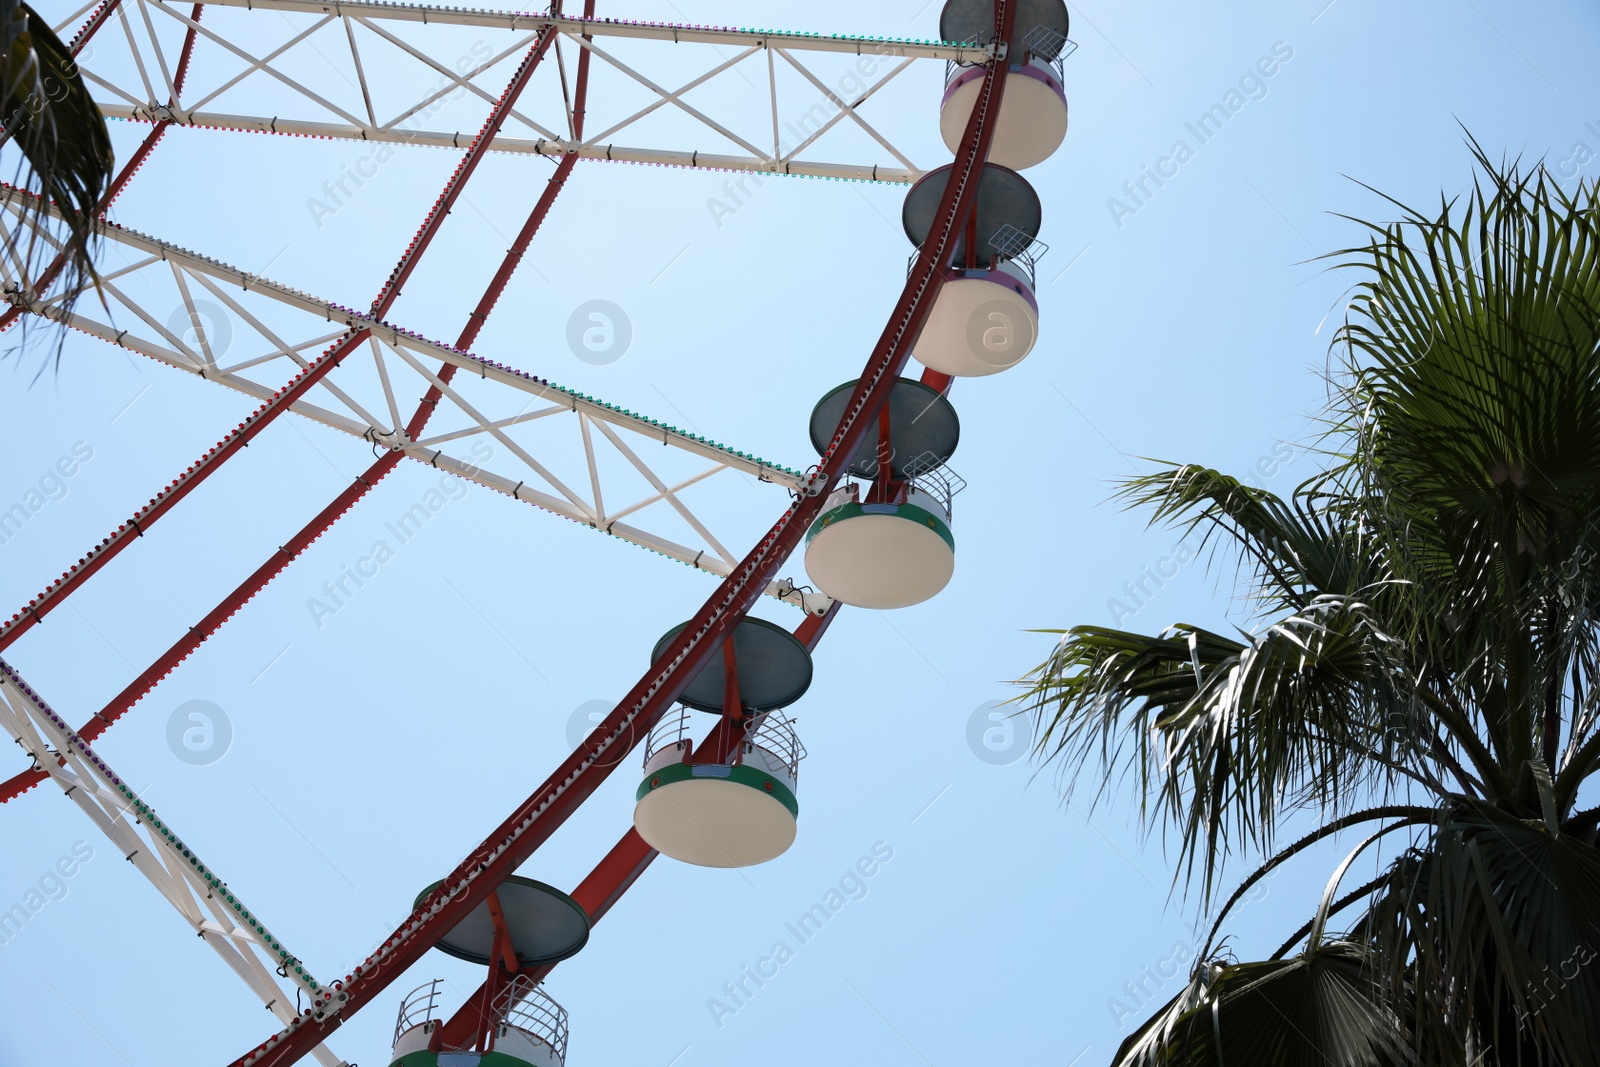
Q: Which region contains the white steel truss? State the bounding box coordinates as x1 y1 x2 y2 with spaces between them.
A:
0 658 352 1067
0 189 833 614
69 0 989 182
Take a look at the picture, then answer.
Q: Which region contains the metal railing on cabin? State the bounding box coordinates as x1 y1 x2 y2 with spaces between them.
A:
903 451 968 517
944 25 1079 83
906 222 1047 282
642 706 695 767
744 710 807 779
989 223 1049 288
642 707 806 778
393 978 444 1046
495 975 570 1062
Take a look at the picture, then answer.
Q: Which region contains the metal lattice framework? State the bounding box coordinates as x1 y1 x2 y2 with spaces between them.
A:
0 660 349 1067
0 0 1027 1063
77 0 987 181
0 194 827 610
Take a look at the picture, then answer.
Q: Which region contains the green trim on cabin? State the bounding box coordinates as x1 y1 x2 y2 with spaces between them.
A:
805 501 955 552
637 761 799 819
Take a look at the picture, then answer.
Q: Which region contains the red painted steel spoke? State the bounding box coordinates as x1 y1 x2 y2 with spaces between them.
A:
567 828 658 923
370 37 560 317
434 603 838 1045
1 51 583 803
227 4 1016 1063
62 0 134 58
0 24 558 639
0 325 365 656
436 828 657 1048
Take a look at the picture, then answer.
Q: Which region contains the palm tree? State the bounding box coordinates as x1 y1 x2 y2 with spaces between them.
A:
1020 148 1600 1067
1 0 112 331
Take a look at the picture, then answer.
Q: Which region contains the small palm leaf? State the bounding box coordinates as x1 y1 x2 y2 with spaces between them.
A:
1114 464 1372 615
0 0 113 338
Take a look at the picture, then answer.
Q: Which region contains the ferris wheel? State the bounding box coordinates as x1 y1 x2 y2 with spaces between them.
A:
0 0 1070 1063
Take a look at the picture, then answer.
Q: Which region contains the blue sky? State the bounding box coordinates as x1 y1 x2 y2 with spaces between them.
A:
3 1 1600 1065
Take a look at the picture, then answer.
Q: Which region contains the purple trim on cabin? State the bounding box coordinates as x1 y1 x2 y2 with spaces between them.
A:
942 57 1062 108
944 267 1040 315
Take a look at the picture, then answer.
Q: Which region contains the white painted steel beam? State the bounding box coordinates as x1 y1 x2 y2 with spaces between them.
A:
0 191 833 615
99 105 921 182
73 0 956 188
0 660 351 1067
171 0 990 62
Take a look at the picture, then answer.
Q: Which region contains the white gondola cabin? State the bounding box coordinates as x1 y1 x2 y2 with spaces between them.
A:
633 620 813 868
938 0 1073 171
902 164 1048 376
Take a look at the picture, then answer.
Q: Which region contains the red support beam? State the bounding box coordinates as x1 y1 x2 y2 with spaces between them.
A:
720 640 742 722
692 711 748 767
1 86 580 806
0 324 365 656
435 828 657 1049
227 4 1016 1062
486 893 519 976
469 891 521 1052
2 18 556 641
62 0 133 58
169 5 206 98
875 400 894 497
370 33 559 317
2 11 562 663
567 828 657 921
794 600 842 653
434 605 837 1046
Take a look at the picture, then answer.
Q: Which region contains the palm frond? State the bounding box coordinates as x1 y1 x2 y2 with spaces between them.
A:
1330 146 1600 779
0 0 112 348
1025 144 1600 1066
1024 596 1422 900
1204 806 1439 960
1361 803 1600 1065
1112 943 1412 1067
1114 463 1369 617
